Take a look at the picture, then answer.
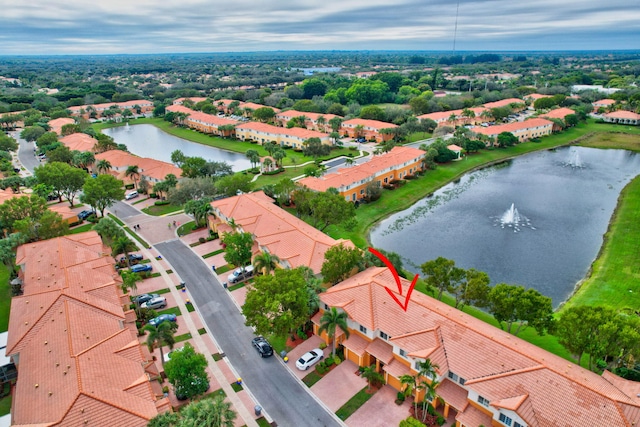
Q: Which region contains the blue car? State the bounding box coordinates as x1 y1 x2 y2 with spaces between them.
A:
131 263 152 273
148 313 177 327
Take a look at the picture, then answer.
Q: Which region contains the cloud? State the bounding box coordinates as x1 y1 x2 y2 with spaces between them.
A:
0 0 637 54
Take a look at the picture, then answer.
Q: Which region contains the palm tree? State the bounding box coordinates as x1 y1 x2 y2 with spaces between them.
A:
125 165 140 190
318 307 350 357
400 373 419 414
143 321 178 367
246 149 260 169
180 394 237 427
120 270 141 315
147 411 179 427
253 251 280 275
164 173 178 189
262 157 273 172
316 115 326 131
345 157 355 167
416 359 440 421
361 365 384 392
272 148 286 169
96 159 112 175
111 236 138 267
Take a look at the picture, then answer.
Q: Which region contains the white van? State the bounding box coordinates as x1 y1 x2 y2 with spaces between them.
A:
125 191 139 200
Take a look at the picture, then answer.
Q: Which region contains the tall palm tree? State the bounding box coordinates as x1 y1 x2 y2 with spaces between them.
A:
96 159 112 175
111 236 138 267
143 321 178 366
253 251 280 275
361 365 384 392
272 148 286 169
125 165 140 190
120 270 141 315
318 307 350 357
416 358 440 420
180 394 237 427
400 373 419 414
147 411 179 427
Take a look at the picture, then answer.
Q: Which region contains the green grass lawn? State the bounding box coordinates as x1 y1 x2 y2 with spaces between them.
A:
0 264 12 332
69 223 95 234
335 386 375 420
141 203 183 216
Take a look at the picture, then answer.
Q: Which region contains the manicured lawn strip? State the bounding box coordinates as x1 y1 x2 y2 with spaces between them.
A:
69 223 95 234
0 264 12 332
177 221 198 235
124 227 151 249
186 303 195 313
230 382 243 392
335 387 375 421
216 265 231 274
405 131 433 143
0 394 11 417
174 332 192 343
155 288 171 295
108 213 125 226
158 307 182 317
202 249 225 259
148 272 161 278
132 197 150 205
302 371 323 388
200 388 226 400
141 203 183 216
325 121 628 248
212 353 223 361
268 334 289 355
560 174 640 312
198 328 206 335
256 417 271 427
227 283 245 292
253 166 308 187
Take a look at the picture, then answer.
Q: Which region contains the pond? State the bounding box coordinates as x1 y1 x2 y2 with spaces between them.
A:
369 146 640 306
103 124 252 171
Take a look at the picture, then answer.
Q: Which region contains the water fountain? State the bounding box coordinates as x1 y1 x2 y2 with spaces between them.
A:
496 203 534 232
564 150 584 168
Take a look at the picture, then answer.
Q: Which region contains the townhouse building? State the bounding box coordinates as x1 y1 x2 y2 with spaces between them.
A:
297 146 425 202
340 118 398 142
482 98 526 112
540 108 577 131
165 104 241 137
7 232 169 426
234 122 331 149
473 118 553 144
274 110 338 132
593 99 617 112
68 100 154 119
93 150 182 188
59 132 98 152
314 267 640 427
47 117 75 135
172 97 208 105
417 107 488 128
0 191 79 225
603 110 640 125
214 99 280 117
208 191 353 274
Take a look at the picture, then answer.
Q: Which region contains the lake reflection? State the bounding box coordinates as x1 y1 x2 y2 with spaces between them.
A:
369 146 640 306
103 124 252 171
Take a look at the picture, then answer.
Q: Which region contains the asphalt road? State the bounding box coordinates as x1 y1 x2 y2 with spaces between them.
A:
155 239 342 427
109 200 142 219
15 131 40 173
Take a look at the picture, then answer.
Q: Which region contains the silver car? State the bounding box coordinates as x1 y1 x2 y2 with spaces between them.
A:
141 296 167 310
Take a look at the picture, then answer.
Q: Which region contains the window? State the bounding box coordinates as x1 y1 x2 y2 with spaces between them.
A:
359 325 367 334
477 396 490 407
459 377 466 385
399 349 407 357
514 422 524 427
323 304 329 310
448 371 458 382
379 331 388 340
499 413 513 426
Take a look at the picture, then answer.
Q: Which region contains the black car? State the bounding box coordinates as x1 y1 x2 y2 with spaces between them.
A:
78 210 96 220
133 293 159 305
251 336 274 358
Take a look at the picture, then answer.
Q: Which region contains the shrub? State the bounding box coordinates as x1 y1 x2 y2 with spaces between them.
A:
162 386 169 394
149 193 157 198
436 415 446 426
333 355 341 366
125 184 135 189
154 200 170 206
348 146 357 151
325 357 335 367
199 237 206 244
316 364 328 375
319 342 327 350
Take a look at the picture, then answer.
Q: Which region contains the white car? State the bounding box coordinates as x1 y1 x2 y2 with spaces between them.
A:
227 265 254 284
125 191 139 200
140 296 167 310
296 348 324 371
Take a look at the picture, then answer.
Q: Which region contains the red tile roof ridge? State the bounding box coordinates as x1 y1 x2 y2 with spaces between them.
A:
490 393 530 411
464 364 546 385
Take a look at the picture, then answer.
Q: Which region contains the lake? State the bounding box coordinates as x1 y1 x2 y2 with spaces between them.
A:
103 124 252 171
369 146 640 306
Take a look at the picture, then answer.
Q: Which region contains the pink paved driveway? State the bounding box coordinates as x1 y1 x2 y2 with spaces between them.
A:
311 360 367 412
346 385 411 427
285 335 326 380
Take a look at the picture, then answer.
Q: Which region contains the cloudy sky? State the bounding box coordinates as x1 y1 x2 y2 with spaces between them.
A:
0 0 638 55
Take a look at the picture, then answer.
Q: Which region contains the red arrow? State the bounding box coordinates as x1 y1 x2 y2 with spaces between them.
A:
368 247 419 312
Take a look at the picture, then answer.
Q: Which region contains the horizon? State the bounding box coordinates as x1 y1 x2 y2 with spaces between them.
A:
1 1 639 55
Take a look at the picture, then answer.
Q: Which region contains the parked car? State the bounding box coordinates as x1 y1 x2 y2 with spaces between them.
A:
251 336 274 358
131 263 152 273
78 210 96 220
125 191 139 200
133 293 159 305
228 265 254 284
296 348 324 370
148 313 177 327
140 296 167 310
356 137 366 143
119 253 144 263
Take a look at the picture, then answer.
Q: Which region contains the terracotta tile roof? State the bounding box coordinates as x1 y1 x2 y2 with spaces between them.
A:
435 379 468 410
525 93 552 100
166 104 241 127
298 146 424 193
276 110 338 122
69 100 153 114
594 99 616 105
447 144 463 152
455 403 493 427
320 267 640 426
417 107 487 122
341 118 398 130
94 150 182 181
483 98 526 109
210 191 352 273
604 110 640 120
48 204 79 222
383 359 411 379
365 338 394 364
8 231 166 426
341 333 369 356
59 133 97 152
48 118 75 135
541 107 576 120
235 121 330 140
473 118 553 137
241 102 279 112
172 97 208 105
